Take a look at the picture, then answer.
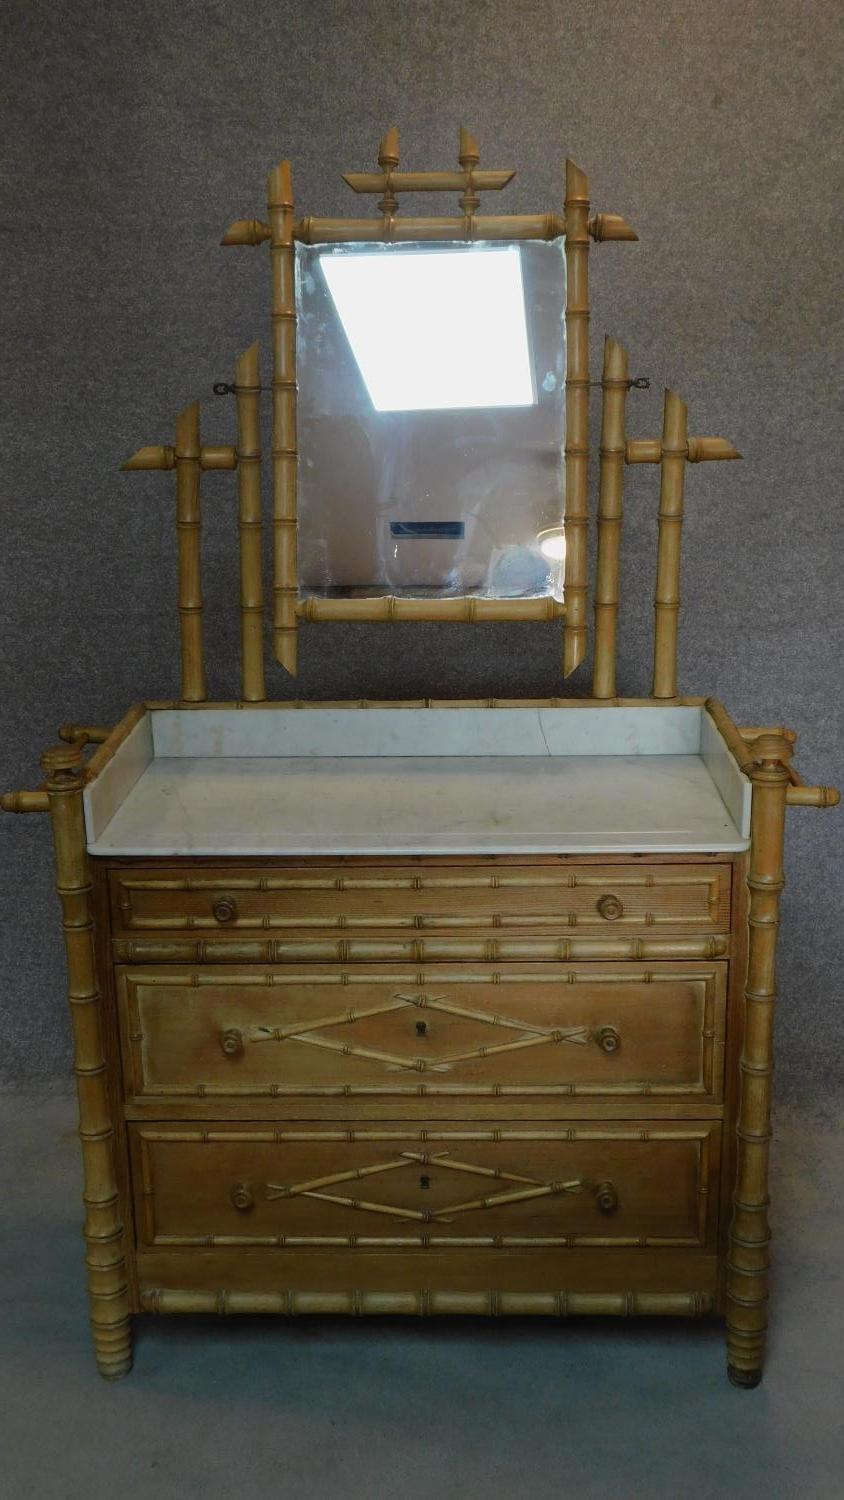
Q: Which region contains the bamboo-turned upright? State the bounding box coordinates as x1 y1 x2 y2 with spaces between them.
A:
122 405 238 702
562 161 591 676
651 390 689 699
625 397 741 700
234 343 266 701
375 125 400 232
42 744 132 1378
458 126 480 225
593 337 629 698
174 402 206 701
727 733 792 1387
268 160 299 675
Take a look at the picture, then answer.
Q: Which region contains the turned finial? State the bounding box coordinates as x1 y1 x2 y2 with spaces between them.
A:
378 126 400 170
458 127 480 169
40 744 84 777
267 159 293 208
748 733 793 770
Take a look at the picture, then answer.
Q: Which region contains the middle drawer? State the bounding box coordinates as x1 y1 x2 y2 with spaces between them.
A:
117 962 726 1106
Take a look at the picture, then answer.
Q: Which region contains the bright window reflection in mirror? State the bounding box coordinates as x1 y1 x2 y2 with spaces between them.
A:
320 248 534 413
296 237 566 601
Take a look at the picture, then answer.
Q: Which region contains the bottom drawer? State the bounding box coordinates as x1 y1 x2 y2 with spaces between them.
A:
130 1122 720 1252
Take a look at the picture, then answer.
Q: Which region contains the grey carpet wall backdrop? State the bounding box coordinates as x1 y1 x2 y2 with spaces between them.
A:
1 1 841 1089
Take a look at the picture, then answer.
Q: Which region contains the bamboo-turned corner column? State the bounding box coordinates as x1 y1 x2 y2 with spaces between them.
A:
234 343 266 700
41 743 132 1379
592 337 629 697
562 159 590 677
726 732 791 1388
268 160 299 676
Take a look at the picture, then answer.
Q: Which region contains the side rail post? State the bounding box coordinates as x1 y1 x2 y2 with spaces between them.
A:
726 732 790 1387
41 744 133 1378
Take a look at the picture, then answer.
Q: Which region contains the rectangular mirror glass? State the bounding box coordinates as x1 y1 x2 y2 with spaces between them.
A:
296 238 566 600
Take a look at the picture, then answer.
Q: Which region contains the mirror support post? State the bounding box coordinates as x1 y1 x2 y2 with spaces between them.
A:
268 160 299 677
563 160 590 677
593 337 630 698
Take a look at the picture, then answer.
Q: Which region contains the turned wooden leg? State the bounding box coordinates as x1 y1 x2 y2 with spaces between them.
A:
42 745 133 1379
726 733 791 1388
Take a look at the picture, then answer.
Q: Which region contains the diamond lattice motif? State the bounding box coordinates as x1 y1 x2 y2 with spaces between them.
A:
247 990 588 1074
266 1151 584 1223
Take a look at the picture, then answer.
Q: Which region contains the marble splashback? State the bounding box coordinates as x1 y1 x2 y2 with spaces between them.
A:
150 705 703 760
83 713 153 843
700 708 751 837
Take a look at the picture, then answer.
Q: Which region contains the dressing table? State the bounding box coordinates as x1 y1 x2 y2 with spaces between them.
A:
3 129 838 1388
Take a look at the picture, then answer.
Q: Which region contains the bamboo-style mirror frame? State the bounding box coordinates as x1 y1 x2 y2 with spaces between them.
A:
122 128 743 696
221 128 638 677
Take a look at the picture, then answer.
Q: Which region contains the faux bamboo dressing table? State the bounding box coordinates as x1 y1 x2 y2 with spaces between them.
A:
3 130 838 1389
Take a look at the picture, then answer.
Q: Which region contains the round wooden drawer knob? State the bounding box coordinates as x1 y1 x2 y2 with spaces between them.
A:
595 1025 621 1055
596 894 624 922
212 896 238 924
595 1181 619 1215
230 1182 254 1212
220 1027 244 1057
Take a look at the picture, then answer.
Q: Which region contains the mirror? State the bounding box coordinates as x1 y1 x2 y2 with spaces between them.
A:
296 239 566 600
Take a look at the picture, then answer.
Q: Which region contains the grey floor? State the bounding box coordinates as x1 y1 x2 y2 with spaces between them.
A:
2 1090 842 1500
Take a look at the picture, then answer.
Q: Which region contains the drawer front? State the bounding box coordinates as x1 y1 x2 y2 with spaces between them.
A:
109 863 731 938
130 1123 721 1250
118 963 727 1104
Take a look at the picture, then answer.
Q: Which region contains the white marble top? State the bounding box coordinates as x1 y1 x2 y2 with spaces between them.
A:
86 749 748 856
83 705 750 856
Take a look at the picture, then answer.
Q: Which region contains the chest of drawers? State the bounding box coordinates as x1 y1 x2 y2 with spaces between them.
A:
4 699 837 1387
105 849 734 1336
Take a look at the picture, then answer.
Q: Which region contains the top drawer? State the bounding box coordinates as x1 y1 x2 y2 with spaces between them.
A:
108 863 731 938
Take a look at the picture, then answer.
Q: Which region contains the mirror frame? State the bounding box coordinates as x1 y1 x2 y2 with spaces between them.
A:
221 134 638 677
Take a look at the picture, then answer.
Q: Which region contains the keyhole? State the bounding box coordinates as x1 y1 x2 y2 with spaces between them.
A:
420 1174 430 1189
416 1020 427 1037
